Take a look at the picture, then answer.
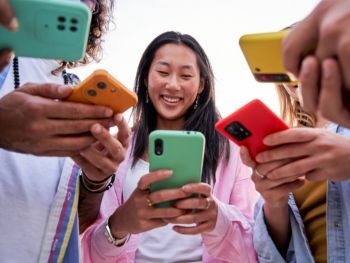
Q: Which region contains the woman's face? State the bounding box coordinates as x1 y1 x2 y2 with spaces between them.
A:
147 43 204 123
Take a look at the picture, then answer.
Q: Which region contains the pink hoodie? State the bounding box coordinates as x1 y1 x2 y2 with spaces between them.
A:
81 143 259 263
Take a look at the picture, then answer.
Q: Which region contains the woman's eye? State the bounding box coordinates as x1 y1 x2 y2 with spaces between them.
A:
157 71 168 76
182 74 192 79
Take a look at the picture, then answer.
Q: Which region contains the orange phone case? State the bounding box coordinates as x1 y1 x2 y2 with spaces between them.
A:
66 69 138 113
215 99 289 159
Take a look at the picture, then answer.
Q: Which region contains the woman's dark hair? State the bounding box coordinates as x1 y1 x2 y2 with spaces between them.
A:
132 31 230 184
53 0 114 74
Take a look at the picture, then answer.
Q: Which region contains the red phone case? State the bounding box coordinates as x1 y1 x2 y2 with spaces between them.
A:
215 99 289 159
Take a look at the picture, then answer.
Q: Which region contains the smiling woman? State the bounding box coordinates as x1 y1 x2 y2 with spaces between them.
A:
80 31 259 263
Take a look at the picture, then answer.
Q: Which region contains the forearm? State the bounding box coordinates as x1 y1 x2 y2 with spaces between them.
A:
78 185 104 234
263 203 290 258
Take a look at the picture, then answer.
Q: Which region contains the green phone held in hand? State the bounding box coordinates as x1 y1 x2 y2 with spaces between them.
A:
149 130 205 208
0 0 91 61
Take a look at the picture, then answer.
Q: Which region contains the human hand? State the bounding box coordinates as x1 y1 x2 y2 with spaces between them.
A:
0 83 114 156
240 146 304 208
71 113 130 182
0 0 18 31
283 0 350 80
165 183 218 235
298 56 350 128
282 0 350 119
0 0 18 72
109 170 188 238
256 128 350 182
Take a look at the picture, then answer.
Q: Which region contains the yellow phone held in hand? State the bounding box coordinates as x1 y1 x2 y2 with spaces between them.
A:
239 30 298 84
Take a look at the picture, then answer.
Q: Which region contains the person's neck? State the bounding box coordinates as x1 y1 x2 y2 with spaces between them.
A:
315 112 330 128
156 116 185 130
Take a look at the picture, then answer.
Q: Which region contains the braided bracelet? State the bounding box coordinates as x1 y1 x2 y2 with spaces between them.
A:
79 170 116 194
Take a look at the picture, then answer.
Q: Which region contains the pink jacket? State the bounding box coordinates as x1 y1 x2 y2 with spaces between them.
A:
81 143 259 263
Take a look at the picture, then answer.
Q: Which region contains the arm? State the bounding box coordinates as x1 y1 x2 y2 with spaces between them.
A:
76 114 130 233
240 145 305 259
80 170 187 262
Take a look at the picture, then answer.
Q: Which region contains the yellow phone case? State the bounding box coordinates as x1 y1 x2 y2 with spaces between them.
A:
239 30 298 84
66 69 138 113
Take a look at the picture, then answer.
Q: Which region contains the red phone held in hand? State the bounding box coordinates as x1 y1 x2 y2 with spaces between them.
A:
215 99 289 159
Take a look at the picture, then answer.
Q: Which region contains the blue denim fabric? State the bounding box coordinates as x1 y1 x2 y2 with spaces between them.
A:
253 123 350 263
0 64 10 89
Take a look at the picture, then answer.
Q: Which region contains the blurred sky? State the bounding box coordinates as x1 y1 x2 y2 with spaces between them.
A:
72 0 321 119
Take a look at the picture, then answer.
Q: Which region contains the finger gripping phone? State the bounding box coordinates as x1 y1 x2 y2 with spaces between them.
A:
0 0 91 61
66 69 138 113
149 130 205 207
215 99 289 159
239 30 298 84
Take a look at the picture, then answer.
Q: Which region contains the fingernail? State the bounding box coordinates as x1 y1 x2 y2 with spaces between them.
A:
182 185 190 191
58 85 71 95
105 109 113 117
10 51 15 60
93 124 102 134
115 113 123 122
7 17 19 32
255 154 262 163
166 170 173 175
323 61 332 79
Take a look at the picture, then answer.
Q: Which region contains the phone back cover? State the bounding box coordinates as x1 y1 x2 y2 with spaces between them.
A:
239 31 288 75
216 99 288 158
66 69 138 113
0 0 91 61
149 130 205 207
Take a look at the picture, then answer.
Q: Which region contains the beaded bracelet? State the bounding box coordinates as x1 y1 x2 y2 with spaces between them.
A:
79 170 116 194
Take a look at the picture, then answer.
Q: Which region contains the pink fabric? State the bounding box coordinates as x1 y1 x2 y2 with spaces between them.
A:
81 143 259 263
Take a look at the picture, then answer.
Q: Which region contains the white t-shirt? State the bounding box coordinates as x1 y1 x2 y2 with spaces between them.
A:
0 58 66 262
123 159 202 263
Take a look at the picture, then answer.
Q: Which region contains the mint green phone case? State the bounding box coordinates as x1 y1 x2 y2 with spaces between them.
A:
0 0 91 61
149 130 205 207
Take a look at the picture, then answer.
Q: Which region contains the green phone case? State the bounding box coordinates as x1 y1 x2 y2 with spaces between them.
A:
149 130 205 207
0 0 91 61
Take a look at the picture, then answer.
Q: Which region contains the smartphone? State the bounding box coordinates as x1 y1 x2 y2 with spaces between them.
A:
215 99 289 159
66 69 138 113
0 0 91 61
239 30 298 84
149 130 205 207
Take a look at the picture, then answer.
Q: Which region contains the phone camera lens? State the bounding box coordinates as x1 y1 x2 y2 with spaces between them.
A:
57 25 65 31
225 121 251 141
71 18 78 24
154 139 163 156
58 16 66 22
97 82 107 89
87 89 97 96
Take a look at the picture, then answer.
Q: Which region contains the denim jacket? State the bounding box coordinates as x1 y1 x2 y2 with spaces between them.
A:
253 124 350 263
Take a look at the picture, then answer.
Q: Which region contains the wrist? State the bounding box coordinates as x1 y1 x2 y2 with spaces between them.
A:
104 215 130 247
79 170 115 194
109 209 129 238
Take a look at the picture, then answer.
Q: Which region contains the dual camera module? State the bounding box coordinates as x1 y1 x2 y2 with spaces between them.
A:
154 139 163 155
224 121 251 141
254 73 291 82
87 82 107 97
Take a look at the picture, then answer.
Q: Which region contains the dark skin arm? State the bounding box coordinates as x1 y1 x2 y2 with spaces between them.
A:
76 114 130 233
